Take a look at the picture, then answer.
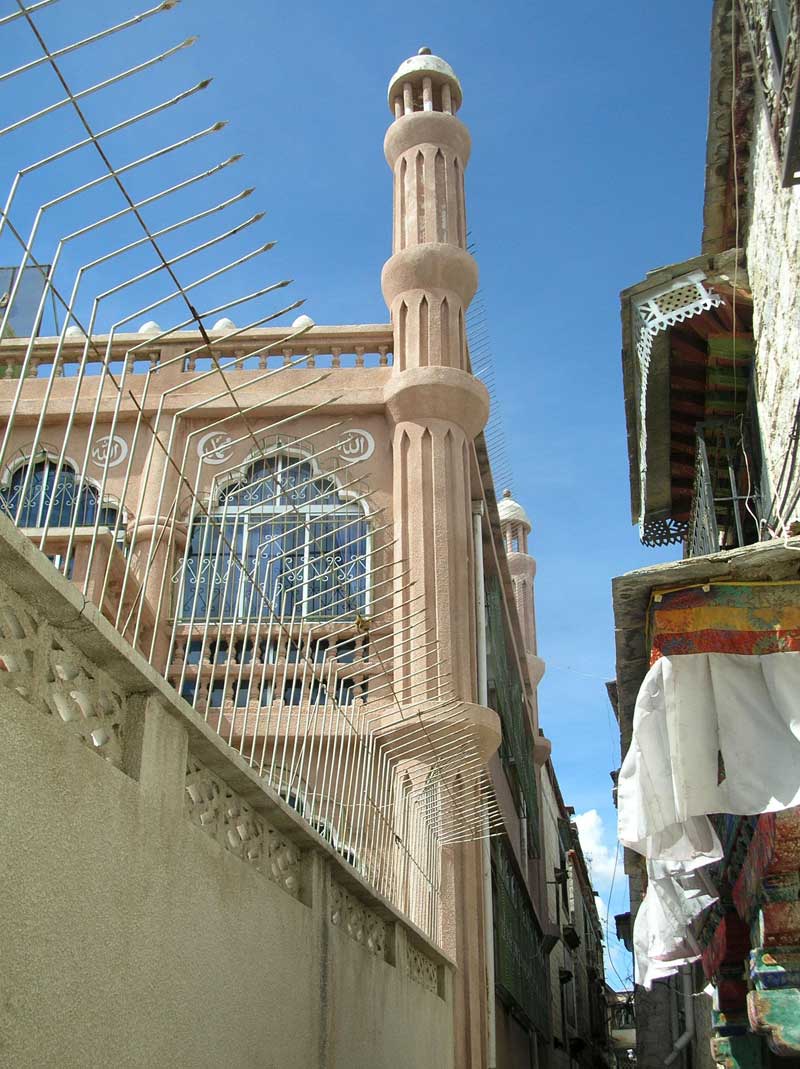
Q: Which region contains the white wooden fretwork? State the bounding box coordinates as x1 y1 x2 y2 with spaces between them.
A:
633 272 724 547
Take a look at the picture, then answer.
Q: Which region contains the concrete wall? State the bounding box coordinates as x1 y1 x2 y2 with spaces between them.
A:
746 110 800 531
0 516 454 1069
495 1004 538 1069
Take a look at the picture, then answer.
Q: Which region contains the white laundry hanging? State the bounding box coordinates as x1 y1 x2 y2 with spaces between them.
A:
617 651 800 987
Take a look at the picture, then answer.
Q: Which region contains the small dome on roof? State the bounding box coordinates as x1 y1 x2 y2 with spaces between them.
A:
497 488 531 531
212 317 236 332
387 48 463 112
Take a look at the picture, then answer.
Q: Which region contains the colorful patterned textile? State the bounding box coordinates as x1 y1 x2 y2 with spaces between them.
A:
649 582 800 664
624 581 800 988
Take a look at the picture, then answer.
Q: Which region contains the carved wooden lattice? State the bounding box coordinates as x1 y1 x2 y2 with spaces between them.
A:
632 274 724 546
184 755 302 898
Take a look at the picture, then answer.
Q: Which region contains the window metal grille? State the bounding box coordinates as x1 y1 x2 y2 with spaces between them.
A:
493 835 550 1039
1 456 119 530
180 454 369 623
685 423 762 559
486 575 540 853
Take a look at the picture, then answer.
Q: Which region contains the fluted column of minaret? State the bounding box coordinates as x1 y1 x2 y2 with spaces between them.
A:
387 76 470 373
497 489 551 768
383 52 492 1066
383 48 486 705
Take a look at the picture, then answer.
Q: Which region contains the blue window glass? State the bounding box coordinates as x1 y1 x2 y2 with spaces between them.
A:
0 457 119 531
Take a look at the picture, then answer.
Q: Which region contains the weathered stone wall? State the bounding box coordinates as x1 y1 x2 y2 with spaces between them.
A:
628 864 675 1067
0 516 453 1069
746 110 800 531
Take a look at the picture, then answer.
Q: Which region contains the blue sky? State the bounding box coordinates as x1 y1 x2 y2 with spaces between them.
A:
2 0 715 987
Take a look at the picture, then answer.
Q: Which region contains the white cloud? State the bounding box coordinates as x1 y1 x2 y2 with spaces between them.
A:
573 809 618 886
573 809 634 989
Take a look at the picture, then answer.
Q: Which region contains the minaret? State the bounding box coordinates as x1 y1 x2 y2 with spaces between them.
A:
383 48 488 703
497 490 545 689
383 50 497 1067
497 489 551 765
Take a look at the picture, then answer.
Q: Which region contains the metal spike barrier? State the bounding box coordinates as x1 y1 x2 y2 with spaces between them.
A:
465 266 515 495
0 2 504 942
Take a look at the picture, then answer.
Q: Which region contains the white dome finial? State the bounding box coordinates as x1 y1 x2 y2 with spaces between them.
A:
497 490 532 532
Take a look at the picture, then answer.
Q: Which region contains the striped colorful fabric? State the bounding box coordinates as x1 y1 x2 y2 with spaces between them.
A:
649 582 800 664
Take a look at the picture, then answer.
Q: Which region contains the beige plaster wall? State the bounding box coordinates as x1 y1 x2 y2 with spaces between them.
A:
328 928 452 1068
0 516 453 1069
0 684 316 1069
746 111 800 531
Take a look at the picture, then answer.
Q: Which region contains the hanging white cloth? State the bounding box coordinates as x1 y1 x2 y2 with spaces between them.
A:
619 651 800 858
633 859 718 989
617 651 800 988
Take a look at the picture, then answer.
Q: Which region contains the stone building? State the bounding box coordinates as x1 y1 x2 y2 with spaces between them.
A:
611 2 800 1066
498 491 610 1069
539 765 609 1069
0 45 609 1068
605 987 636 1068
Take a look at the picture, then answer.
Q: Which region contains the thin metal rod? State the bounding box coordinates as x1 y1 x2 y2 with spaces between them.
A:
0 1 179 83
1 37 198 136
0 80 213 246
0 122 229 342
0 0 58 27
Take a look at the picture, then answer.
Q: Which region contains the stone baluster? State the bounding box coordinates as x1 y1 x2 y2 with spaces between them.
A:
422 77 433 111
403 81 413 115
173 636 187 667
196 676 209 706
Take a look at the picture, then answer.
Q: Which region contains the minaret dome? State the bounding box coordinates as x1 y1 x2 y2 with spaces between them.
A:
498 488 531 555
387 47 463 117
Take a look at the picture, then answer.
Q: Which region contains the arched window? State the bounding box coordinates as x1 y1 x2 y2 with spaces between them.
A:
0 456 119 529
180 453 369 622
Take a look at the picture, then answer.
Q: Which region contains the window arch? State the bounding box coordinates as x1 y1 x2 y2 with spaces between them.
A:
180 452 370 622
0 456 119 529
